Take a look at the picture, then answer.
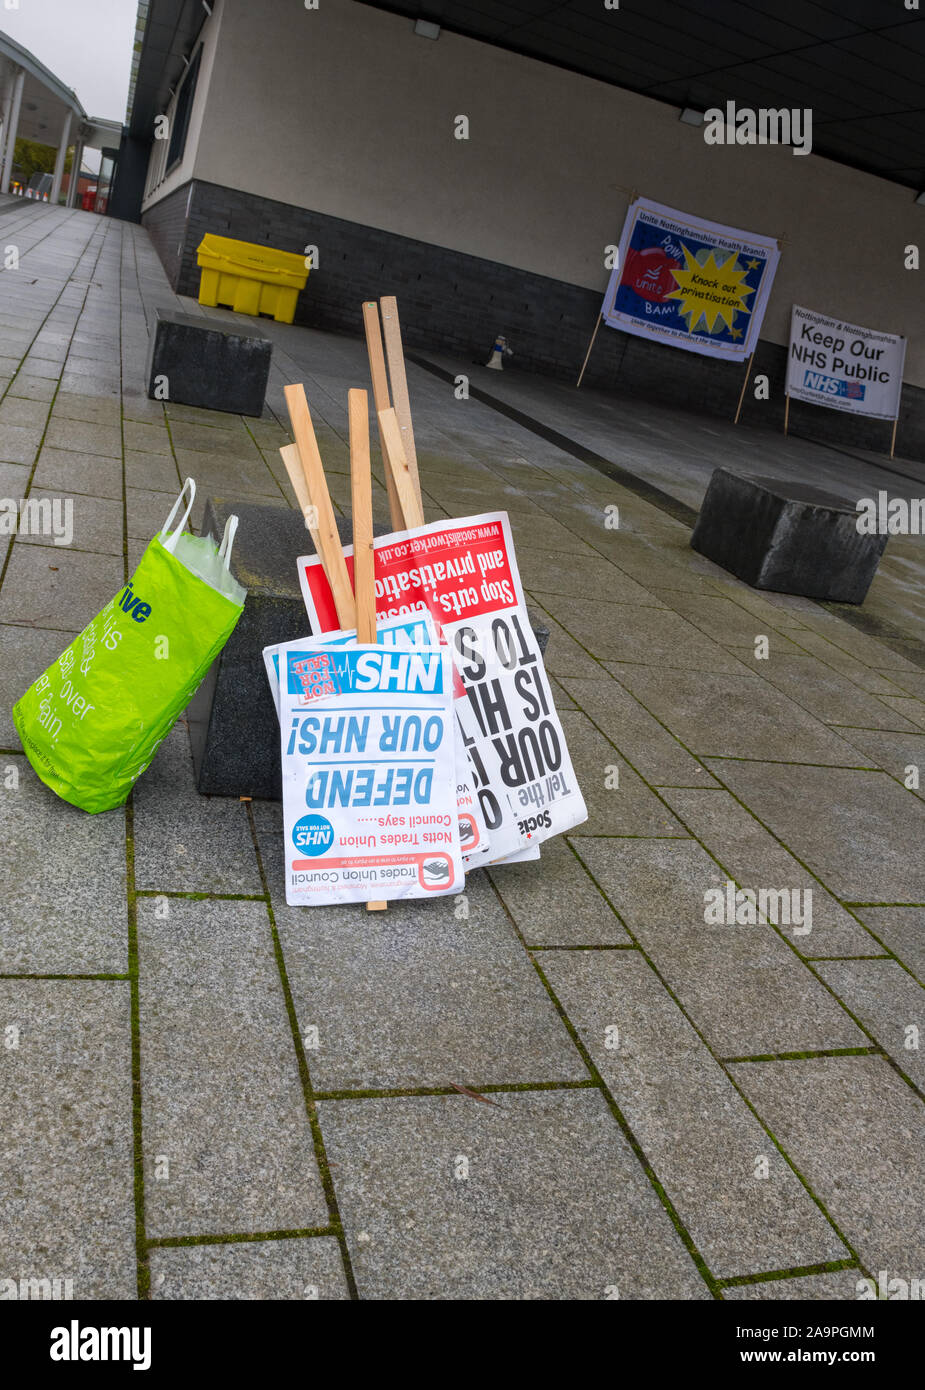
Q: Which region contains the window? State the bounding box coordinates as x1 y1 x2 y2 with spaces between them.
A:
166 45 202 174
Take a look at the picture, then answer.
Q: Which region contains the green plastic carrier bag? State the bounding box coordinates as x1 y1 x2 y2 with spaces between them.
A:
13 480 246 814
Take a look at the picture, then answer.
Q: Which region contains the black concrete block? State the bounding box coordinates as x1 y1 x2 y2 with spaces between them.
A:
188 499 549 800
690 468 887 604
145 310 272 417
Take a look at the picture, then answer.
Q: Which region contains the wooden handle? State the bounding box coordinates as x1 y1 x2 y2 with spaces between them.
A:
279 442 321 552
380 295 422 513
362 301 403 530
348 384 388 913
379 407 425 530
284 383 356 630
349 389 376 644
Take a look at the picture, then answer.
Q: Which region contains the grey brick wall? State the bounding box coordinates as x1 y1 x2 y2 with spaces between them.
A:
142 178 925 461
141 182 191 289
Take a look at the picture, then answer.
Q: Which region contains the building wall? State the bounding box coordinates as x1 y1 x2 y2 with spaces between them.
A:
141 0 224 209
139 0 925 452
143 175 925 458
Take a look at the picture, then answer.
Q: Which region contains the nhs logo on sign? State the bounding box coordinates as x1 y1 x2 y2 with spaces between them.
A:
353 650 442 694
287 648 444 700
802 370 865 402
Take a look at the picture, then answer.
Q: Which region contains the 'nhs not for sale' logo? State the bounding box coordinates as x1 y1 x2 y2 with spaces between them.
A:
803 369 865 401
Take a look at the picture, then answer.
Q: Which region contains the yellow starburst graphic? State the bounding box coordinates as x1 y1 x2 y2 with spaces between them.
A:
665 245 755 335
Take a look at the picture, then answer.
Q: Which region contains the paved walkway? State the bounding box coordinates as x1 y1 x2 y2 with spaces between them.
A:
1 205 923 1301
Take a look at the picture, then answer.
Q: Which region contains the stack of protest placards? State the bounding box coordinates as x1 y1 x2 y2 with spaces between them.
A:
266 295 586 909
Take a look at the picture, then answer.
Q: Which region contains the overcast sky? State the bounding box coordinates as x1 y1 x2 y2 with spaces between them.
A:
1 0 139 121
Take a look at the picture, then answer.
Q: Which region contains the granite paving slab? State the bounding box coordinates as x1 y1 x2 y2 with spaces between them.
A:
877 696 925 733
0 624 67 749
746 653 921 732
647 591 805 655
786 629 909 697
854 908 925 981
0 544 123 633
533 595 746 672
558 709 687 837
512 546 665 607
607 664 871 766
706 760 925 904
524 600 605 681
149 1237 350 1300
50 391 122 425
0 980 136 1298
125 450 182 494
0 396 50 429
318 1090 710 1299
16 489 123 556
489 833 632 946
170 448 284 501
0 461 30 497
722 1271 865 1300
0 754 127 973
541 950 847 1278
561 675 718 787
43 417 122 459
729 1057 925 1275
122 420 173 456
659 788 879 958
254 808 586 1090
814 959 925 1088
132 723 262 895
573 837 866 1057
795 613 921 674
835 726 925 803
31 447 124 501
137 896 328 1239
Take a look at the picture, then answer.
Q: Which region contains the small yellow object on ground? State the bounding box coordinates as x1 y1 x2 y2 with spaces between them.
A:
196 234 308 323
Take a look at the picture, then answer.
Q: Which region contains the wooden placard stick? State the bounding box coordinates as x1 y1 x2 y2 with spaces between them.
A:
349 389 376 643
362 300 403 530
284 382 356 630
783 394 791 437
379 295 422 513
348 387 387 913
279 442 321 553
379 406 425 530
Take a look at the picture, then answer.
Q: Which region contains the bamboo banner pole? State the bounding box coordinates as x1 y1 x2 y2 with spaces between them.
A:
284 383 356 630
576 188 637 389
378 407 425 530
734 349 755 425
348 387 387 913
576 314 602 389
379 295 422 514
362 300 403 530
